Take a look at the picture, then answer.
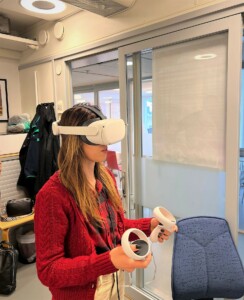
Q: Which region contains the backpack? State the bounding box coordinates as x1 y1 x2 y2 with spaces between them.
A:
0 241 18 295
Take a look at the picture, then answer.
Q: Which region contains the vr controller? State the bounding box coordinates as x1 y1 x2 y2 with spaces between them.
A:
121 207 176 260
150 206 176 242
121 228 151 260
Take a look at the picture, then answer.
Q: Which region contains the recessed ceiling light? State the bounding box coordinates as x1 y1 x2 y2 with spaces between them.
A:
194 53 217 60
127 61 133 66
20 0 66 14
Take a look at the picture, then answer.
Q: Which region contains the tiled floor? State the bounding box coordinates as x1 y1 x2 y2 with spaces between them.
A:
6 263 131 300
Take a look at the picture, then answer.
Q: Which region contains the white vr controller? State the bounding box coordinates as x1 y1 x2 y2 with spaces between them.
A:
150 206 176 242
121 228 151 260
121 206 176 260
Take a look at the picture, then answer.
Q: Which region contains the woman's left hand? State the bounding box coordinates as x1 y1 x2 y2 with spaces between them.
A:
150 218 178 243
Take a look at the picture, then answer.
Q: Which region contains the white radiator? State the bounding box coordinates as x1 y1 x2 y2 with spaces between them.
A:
0 155 27 212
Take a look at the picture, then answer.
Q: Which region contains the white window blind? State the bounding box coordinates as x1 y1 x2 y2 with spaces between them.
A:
152 33 227 169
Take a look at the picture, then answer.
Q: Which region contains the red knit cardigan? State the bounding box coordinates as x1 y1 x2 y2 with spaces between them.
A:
34 171 152 300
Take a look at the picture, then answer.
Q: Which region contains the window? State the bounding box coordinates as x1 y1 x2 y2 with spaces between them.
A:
73 92 94 105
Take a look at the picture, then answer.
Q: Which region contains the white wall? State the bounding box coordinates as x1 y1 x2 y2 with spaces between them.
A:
20 0 227 66
0 51 22 133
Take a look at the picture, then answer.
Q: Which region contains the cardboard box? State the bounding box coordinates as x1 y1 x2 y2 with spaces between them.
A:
0 15 10 34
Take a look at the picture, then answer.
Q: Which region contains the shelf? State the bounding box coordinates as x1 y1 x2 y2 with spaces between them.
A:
0 133 27 156
0 33 38 51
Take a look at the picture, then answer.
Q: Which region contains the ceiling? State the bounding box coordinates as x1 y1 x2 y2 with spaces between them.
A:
0 0 81 35
0 0 151 90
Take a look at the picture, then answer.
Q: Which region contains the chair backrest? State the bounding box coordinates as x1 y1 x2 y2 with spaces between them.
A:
172 216 244 300
106 150 120 171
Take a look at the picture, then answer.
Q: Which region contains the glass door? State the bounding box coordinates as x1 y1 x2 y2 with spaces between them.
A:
119 14 242 300
70 50 124 192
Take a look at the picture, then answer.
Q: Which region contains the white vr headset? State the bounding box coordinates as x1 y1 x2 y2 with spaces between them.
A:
52 105 125 145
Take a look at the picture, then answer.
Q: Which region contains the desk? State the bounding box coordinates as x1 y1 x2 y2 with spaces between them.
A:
0 214 34 242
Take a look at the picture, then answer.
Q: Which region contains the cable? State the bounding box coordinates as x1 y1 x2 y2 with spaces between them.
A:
144 248 157 285
152 251 157 281
115 271 120 300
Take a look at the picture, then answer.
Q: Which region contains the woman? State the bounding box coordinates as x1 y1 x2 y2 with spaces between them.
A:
34 103 174 300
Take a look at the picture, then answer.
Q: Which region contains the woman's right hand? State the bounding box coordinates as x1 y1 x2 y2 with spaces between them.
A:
110 245 152 272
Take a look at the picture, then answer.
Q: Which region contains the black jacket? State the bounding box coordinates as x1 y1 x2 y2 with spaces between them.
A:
18 103 60 200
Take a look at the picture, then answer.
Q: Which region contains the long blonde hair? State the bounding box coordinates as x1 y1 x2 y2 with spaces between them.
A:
58 104 122 224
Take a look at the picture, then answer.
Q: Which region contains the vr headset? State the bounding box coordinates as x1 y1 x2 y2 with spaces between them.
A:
52 104 125 146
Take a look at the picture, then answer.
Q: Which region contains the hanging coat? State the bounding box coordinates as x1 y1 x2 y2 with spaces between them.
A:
17 102 60 200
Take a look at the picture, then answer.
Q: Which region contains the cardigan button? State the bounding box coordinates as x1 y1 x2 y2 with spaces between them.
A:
91 283 95 289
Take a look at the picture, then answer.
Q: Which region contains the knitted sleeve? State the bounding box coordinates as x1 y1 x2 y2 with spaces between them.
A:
123 217 152 236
